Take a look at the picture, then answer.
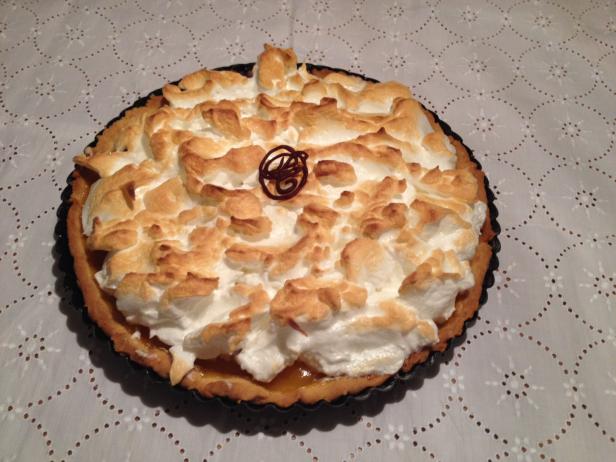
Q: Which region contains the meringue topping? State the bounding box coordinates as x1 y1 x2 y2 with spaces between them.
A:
75 44 487 384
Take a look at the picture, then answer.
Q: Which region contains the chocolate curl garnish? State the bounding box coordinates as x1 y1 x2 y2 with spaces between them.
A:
258 145 309 200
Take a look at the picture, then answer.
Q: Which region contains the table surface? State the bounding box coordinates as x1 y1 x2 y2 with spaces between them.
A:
1 0 616 460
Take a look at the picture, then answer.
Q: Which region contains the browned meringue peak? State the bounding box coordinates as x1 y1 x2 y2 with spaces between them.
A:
270 276 368 324
88 217 139 252
145 105 195 134
161 273 219 305
116 271 219 305
222 217 324 279
409 162 479 204
333 176 409 239
409 199 474 243
74 101 164 177
349 300 435 337
301 72 410 115
162 68 253 108
114 272 163 302
81 162 161 234
224 243 273 271
104 240 156 286
228 283 271 320
201 106 251 140
289 98 379 145
390 200 477 272
199 185 262 218
340 237 398 285
402 249 467 290
308 141 408 175
179 143 264 184
230 215 272 240
256 44 299 90
313 159 357 186
187 317 251 352
77 44 489 383
142 177 192 215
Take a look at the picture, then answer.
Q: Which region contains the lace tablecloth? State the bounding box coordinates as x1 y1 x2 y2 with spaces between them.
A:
1 0 615 460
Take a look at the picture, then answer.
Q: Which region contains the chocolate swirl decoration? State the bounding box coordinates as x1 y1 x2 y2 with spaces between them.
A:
258 145 309 200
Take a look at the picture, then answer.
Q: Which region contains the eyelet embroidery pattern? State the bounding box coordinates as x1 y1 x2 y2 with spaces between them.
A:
0 0 615 460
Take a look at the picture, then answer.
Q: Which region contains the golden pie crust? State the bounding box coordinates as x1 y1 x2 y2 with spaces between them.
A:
67 58 495 408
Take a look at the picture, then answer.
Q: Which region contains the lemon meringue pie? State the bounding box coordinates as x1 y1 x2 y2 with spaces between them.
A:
68 45 495 406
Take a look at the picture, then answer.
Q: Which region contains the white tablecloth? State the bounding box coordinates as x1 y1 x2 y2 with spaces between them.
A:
1 0 615 460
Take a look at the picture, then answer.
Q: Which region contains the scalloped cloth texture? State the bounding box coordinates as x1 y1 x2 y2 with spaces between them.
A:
65 59 499 409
